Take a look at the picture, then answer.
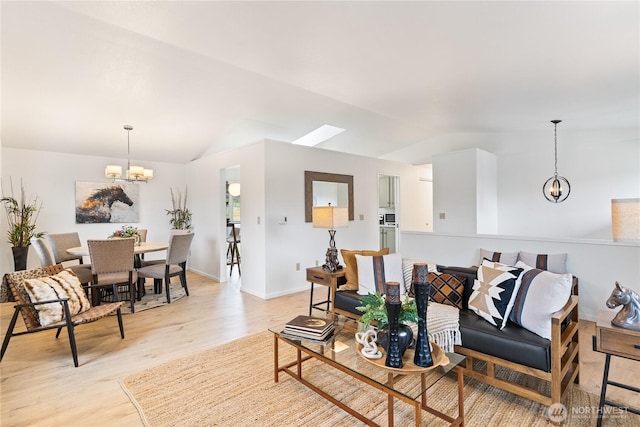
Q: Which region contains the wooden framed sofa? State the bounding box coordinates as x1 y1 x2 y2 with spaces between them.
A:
331 253 580 407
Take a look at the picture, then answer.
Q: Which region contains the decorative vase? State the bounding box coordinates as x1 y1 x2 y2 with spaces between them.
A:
377 324 414 358
412 263 434 367
12 246 29 271
384 281 403 368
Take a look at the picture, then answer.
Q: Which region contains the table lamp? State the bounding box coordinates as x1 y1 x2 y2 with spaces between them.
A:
612 198 640 243
313 205 349 272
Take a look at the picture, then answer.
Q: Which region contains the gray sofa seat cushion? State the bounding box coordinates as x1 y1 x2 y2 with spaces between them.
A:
458 310 551 372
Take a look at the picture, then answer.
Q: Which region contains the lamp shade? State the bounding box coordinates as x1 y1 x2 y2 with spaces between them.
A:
228 182 241 197
612 198 640 243
312 206 348 229
105 165 122 179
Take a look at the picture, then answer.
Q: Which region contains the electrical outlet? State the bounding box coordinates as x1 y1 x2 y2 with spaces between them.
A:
359 214 364 220
315 260 319 266
296 262 300 271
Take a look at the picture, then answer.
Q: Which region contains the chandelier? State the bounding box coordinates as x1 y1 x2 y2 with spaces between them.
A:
105 125 154 183
542 120 570 203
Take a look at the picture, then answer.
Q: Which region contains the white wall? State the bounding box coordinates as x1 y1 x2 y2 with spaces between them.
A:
185 139 427 299
400 231 640 322
432 148 498 234
186 142 266 298
495 127 639 239
0 147 186 273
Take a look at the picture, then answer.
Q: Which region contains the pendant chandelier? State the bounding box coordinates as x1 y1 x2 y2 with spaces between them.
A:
542 120 570 203
105 125 154 183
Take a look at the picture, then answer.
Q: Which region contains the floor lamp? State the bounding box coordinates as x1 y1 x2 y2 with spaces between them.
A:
313 206 349 273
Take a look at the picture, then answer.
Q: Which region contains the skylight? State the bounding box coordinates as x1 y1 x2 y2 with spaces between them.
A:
291 124 345 146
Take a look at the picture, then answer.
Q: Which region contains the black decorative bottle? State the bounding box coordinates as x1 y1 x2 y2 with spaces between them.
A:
385 281 403 368
412 263 434 367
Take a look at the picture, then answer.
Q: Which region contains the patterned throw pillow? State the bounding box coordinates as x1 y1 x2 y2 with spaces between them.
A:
427 272 465 309
468 260 524 329
509 262 573 339
355 253 404 296
517 251 568 274
23 270 91 326
401 259 438 295
478 249 518 267
340 248 389 291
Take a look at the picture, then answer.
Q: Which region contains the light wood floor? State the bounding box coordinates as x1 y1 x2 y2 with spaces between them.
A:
1 272 638 426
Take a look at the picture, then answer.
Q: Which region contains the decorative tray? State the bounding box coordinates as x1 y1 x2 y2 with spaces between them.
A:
357 341 450 373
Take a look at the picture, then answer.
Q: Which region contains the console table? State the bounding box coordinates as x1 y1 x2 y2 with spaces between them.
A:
306 266 346 315
593 311 640 427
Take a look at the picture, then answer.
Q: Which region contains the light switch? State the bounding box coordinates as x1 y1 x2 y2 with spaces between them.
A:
439 213 446 219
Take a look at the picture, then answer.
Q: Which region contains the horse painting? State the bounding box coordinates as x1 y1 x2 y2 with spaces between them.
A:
75 185 135 224
606 282 640 331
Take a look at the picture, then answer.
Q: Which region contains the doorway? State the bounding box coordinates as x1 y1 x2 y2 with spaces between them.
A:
224 166 241 282
378 174 399 253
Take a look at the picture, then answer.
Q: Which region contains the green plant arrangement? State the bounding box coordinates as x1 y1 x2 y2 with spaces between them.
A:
0 179 43 248
109 225 139 238
356 291 420 329
1 179 44 271
166 187 192 231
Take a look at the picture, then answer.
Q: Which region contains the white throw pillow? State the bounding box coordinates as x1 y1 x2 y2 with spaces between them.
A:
478 248 518 267
510 261 573 339
517 251 568 274
355 253 404 296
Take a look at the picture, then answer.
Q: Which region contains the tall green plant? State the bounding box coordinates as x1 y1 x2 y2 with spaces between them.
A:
166 187 192 230
1 179 43 247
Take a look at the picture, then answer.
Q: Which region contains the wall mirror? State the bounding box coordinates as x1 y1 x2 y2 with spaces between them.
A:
305 171 354 222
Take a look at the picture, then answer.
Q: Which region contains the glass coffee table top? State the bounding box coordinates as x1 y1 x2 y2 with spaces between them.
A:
269 313 465 401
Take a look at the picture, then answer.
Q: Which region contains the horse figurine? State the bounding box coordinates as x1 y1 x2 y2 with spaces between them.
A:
75 185 134 223
606 282 640 331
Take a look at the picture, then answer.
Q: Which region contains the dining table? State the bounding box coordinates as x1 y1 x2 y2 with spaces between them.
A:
66 241 169 258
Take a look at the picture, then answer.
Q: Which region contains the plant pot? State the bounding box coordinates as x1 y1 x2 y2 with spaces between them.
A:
12 246 29 271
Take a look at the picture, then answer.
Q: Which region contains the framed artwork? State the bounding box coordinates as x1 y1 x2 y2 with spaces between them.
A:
75 181 139 224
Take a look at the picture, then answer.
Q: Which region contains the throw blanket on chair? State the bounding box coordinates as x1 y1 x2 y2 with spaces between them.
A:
425 302 461 353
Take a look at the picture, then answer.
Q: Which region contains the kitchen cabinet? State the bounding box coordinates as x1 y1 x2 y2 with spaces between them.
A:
380 226 396 253
379 175 395 209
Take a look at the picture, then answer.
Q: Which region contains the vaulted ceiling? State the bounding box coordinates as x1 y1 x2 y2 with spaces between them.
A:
1 1 638 165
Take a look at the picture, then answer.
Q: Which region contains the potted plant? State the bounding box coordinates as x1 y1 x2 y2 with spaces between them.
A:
166 187 192 231
356 291 420 356
108 225 141 245
1 179 44 271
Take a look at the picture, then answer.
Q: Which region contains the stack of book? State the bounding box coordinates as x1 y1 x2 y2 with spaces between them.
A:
282 315 335 341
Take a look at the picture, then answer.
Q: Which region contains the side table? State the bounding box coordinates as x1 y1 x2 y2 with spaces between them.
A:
306 266 346 316
593 311 640 427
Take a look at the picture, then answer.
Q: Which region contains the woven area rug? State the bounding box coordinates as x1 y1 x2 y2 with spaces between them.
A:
120 331 639 427
118 283 186 314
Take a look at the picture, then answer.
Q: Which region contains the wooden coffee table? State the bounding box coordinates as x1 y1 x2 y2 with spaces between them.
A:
270 314 465 426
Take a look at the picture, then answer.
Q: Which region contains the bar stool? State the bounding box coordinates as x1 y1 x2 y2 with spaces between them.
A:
226 223 241 275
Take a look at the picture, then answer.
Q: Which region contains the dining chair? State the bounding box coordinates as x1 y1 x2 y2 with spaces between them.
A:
87 238 137 313
136 233 194 304
46 232 85 265
30 237 93 285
